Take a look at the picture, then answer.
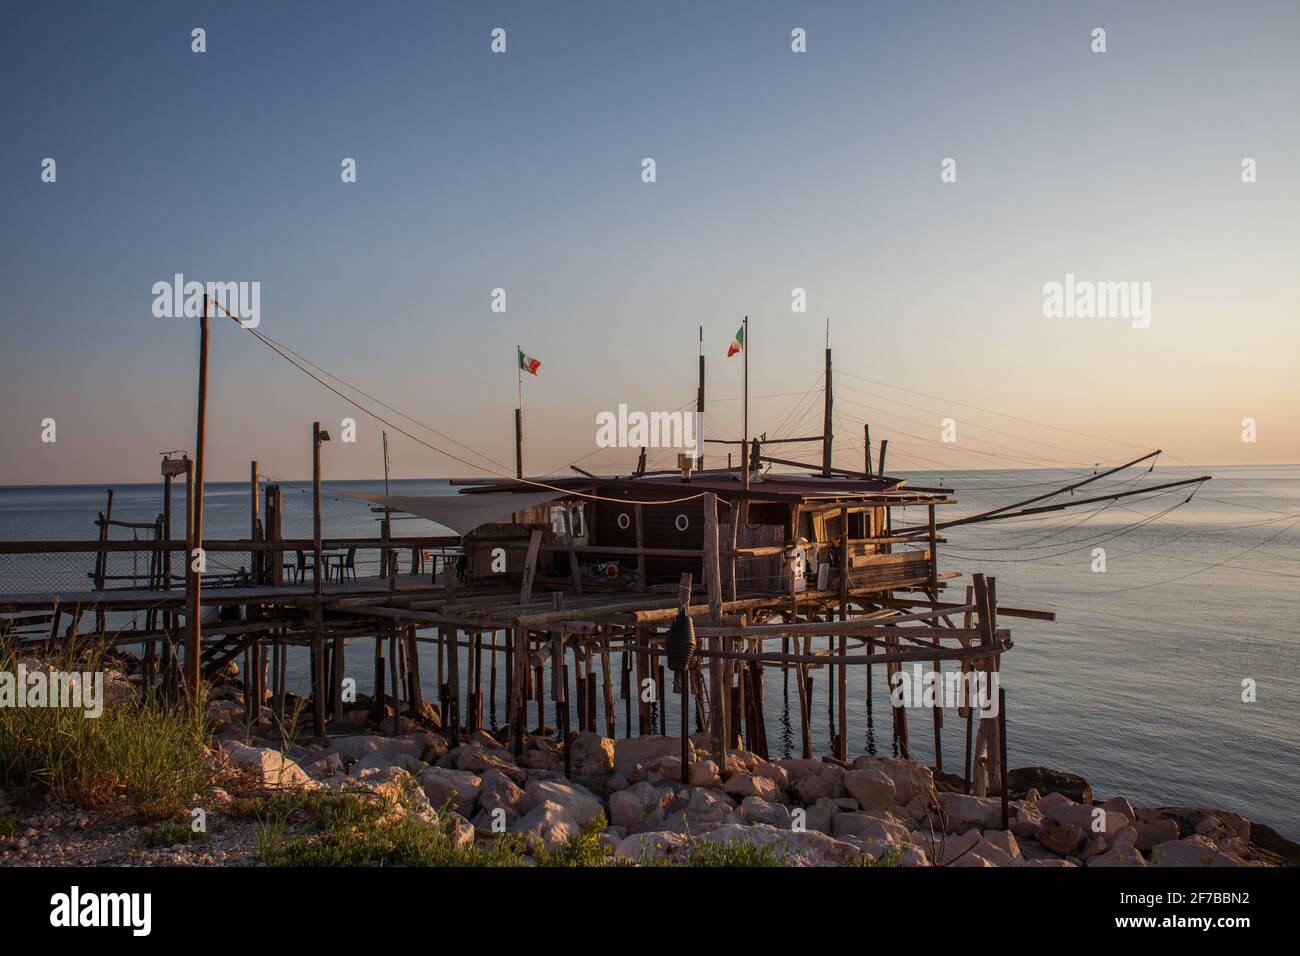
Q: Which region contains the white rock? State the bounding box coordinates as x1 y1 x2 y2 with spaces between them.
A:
695 822 860 866
478 768 526 816
738 795 792 829
522 779 604 825
899 845 930 867
614 736 695 776
351 751 427 776
615 830 688 862
609 781 672 833
221 742 315 790
511 799 580 852
843 769 897 810
419 767 483 817
938 793 1001 832
570 732 615 776
1150 835 1243 867
1088 844 1148 867
1102 795 1136 821
723 772 780 801
936 827 983 866
850 756 936 804
689 759 722 788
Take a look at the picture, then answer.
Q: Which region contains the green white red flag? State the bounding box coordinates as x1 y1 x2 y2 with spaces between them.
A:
518 349 541 375
726 324 744 357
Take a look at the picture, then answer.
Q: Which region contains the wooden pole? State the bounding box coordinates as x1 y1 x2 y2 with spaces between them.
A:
822 345 833 476
185 296 209 702
742 316 749 490
836 508 849 760
552 631 571 778
406 623 422 716
703 493 727 765
633 504 646 593
514 408 524 479
311 421 326 735
249 461 259 580
519 529 541 603
999 686 1009 829
511 628 528 753
697 328 706 470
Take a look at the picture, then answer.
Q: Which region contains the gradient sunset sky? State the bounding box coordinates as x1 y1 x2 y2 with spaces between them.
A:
2 0 1296 484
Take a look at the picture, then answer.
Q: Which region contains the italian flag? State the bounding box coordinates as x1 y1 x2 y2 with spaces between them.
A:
726 324 744 357
518 349 541 375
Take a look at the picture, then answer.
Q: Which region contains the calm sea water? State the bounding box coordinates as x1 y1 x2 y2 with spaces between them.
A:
1 465 1296 835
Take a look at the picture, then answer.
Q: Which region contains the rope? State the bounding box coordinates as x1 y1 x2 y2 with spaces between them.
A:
208 301 711 507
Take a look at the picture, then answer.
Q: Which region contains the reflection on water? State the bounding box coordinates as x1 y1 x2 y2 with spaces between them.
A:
779 691 793 760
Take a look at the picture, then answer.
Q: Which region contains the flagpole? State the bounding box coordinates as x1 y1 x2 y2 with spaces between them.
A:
515 345 524 479
742 315 749 489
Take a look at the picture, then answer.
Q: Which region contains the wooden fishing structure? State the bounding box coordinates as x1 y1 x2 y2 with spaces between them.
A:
0 302 1211 796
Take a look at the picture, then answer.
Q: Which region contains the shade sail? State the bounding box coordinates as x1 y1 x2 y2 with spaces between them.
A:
341 489 564 536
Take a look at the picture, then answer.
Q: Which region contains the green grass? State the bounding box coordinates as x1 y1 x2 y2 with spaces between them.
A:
0 815 19 839
855 845 905 867
140 818 210 849
674 836 789 867
532 814 617 867
0 640 212 821
253 791 529 867
241 789 835 868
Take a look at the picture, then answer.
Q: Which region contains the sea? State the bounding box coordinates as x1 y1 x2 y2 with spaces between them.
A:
1 464 1295 835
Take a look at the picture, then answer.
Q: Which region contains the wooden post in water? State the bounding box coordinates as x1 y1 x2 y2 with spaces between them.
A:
998 686 1009 829
703 493 727 766
511 627 528 754
837 506 849 760
444 626 461 745
406 623 422 717
676 573 693 784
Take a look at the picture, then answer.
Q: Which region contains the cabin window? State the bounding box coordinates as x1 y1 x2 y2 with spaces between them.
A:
550 504 586 537
675 514 690 532
617 512 631 531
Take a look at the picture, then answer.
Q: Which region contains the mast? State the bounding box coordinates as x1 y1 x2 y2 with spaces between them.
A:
822 325 833 476
696 326 705 469
381 430 392 574
186 294 209 703
514 344 524 479
742 316 749 489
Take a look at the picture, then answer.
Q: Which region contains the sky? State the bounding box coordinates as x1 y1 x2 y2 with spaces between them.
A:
1 0 1297 484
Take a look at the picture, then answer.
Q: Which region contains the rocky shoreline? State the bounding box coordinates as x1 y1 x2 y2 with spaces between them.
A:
3 677 1295 868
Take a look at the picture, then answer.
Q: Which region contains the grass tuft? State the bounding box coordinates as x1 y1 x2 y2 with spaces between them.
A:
0 640 212 820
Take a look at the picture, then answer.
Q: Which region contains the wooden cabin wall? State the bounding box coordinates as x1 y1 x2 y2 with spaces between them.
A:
593 495 790 585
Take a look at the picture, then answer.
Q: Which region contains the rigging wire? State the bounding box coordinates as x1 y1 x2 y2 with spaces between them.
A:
209 301 711 507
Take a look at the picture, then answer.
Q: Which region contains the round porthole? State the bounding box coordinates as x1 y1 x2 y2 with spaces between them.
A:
675 514 690 532
617 512 631 530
